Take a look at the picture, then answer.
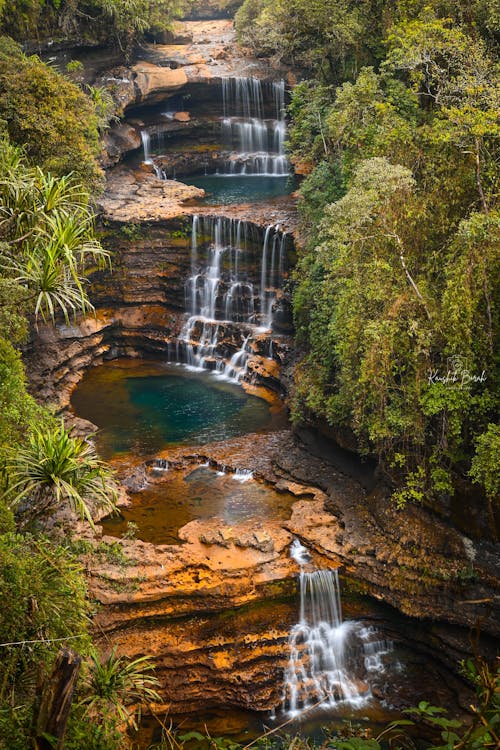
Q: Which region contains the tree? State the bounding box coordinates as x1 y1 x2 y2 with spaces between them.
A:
0 36 102 190
384 13 500 214
0 1 188 51
236 0 377 77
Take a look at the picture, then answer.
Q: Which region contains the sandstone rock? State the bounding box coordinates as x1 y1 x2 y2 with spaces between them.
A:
98 165 205 222
132 62 188 104
102 123 141 168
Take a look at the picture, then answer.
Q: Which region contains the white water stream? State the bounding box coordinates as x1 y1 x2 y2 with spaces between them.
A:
169 215 288 381
282 541 392 717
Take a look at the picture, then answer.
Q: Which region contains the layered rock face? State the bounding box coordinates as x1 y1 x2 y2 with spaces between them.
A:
26 216 295 407
24 15 499 730
80 431 499 717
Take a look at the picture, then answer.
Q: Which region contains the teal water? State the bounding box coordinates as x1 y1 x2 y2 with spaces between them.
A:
70 360 275 459
188 174 297 204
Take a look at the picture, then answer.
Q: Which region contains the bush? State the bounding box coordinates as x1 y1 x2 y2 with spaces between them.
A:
0 36 102 190
0 337 49 449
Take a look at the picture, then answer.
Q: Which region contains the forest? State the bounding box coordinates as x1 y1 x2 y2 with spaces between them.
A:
0 1 498 749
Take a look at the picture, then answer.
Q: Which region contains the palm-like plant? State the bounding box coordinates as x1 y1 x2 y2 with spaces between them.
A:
4 247 92 323
6 423 117 526
81 648 161 729
0 137 110 324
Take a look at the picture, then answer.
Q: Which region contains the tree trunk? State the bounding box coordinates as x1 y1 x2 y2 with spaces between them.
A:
35 648 82 750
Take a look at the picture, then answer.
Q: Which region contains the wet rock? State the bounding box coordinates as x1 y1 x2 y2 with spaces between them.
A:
101 123 141 167
98 165 205 222
122 465 148 493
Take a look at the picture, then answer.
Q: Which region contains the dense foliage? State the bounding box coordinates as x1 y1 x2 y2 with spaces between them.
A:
0 36 103 188
0 135 139 748
237 0 500 523
0 0 498 747
0 0 188 50
236 0 500 76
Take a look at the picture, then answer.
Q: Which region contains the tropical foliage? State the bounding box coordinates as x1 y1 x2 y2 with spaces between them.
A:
5 422 117 526
0 36 103 189
0 0 188 50
236 0 500 76
0 137 110 327
80 648 161 729
277 2 500 521
0 533 91 750
0 121 128 750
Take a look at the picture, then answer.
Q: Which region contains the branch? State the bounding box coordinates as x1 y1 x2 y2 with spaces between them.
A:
474 136 489 215
387 232 431 320
316 110 329 157
353 232 431 320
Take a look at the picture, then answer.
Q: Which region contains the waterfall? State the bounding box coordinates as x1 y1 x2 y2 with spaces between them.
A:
140 127 170 167
260 225 288 329
282 541 392 717
141 131 152 164
171 215 289 380
220 77 290 177
142 77 289 179
222 334 251 381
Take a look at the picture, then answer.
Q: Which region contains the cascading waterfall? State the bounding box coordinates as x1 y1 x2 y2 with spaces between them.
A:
141 131 152 164
282 541 392 717
140 77 289 179
220 77 289 176
141 127 170 165
170 215 288 381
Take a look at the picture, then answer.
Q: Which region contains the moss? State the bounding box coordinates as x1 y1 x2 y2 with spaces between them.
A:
95 573 143 593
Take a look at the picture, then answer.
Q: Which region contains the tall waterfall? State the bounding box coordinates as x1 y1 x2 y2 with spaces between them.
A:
170 215 288 380
282 541 392 717
220 77 289 176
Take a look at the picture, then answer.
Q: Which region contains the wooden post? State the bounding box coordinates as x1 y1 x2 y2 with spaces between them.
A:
35 648 82 750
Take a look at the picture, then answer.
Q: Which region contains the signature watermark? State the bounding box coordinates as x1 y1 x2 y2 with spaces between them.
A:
428 356 486 389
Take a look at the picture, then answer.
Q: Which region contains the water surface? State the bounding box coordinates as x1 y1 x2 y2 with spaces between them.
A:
101 465 298 544
188 174 297 204
71 359 277 459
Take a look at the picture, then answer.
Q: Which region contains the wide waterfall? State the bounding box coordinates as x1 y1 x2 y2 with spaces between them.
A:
220 77 289 176
169 215 288 380
282 541 392 717
139 77 289 178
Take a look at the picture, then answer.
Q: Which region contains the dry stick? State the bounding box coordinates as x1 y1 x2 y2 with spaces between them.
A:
241 697 330 749
34 648 82 750
392 234 431 321
148 707 184 750
317 111 329 157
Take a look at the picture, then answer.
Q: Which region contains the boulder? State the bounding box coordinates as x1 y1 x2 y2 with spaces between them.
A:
101 123 142 167
131 62 188 104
